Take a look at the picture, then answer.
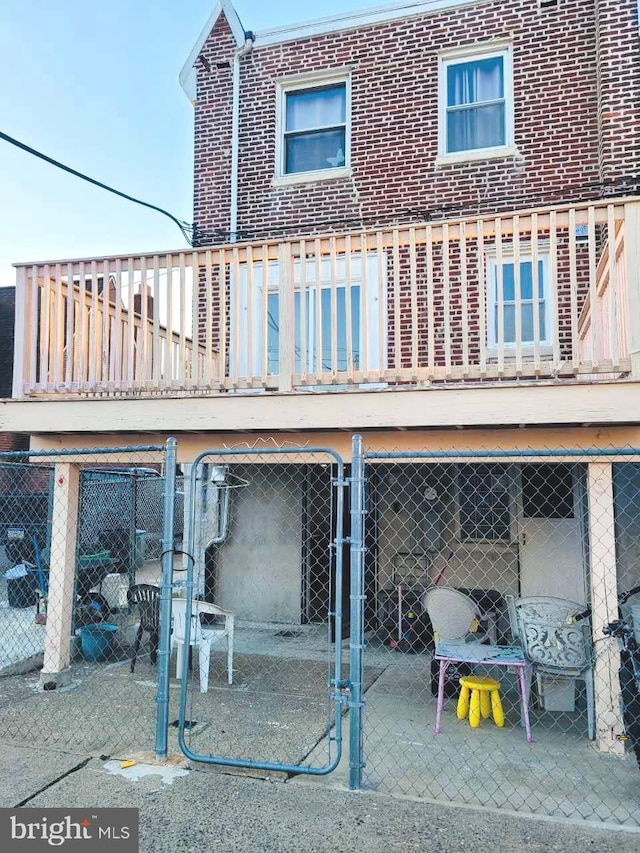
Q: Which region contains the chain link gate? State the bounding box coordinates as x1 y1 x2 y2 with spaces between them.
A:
0 442 175 758
175 445 351 776
350 440 640 827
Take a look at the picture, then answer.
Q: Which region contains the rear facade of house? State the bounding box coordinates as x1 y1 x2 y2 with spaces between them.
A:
3 0 640 820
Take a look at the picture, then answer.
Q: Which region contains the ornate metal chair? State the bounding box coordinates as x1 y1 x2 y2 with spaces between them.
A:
512 595 594 739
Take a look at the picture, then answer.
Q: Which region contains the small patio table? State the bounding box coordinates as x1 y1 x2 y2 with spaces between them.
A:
434 642 533 743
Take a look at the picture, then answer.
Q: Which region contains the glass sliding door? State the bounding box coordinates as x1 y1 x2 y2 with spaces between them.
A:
230 251 384 383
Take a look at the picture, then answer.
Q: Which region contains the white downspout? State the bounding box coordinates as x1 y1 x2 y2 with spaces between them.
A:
230 32 254 243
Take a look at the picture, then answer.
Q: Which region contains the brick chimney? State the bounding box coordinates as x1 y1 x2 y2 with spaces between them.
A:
133 283 154 319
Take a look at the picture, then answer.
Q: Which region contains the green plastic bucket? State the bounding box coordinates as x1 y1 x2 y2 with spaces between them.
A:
79 623 118 661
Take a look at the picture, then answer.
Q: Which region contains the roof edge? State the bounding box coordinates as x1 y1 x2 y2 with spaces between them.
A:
253 0 486 48
179 0 246 103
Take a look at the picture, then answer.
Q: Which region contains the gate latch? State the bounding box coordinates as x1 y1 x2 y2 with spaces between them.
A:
331 678 351 707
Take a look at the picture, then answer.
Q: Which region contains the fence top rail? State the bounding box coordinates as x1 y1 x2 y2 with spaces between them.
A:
12 194 640 270
363 447 640 460
0 444 166 460
191 445 345 471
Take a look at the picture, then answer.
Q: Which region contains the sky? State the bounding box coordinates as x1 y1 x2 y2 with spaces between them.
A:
0 0 373 285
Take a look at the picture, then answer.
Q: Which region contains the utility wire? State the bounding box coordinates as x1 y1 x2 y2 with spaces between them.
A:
194 173 640 244
3 127 637 250
0 129 194 245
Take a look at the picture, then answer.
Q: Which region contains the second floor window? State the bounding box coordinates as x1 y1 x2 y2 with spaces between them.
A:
280 80 348 176
440 46 513 159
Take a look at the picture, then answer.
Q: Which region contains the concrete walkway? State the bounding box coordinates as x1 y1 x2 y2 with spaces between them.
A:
2 742 639 853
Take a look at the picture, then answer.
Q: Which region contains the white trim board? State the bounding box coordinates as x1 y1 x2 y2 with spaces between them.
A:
255 0 489 46
180 0 246 102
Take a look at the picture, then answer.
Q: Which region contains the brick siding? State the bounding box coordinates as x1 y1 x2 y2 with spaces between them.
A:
192 0 638 242
189 0 638 376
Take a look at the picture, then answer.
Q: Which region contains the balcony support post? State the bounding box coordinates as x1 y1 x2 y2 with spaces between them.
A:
40 462 81 689
586 461 625 755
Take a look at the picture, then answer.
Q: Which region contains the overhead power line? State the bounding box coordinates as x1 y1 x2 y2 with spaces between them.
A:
0 129 193 244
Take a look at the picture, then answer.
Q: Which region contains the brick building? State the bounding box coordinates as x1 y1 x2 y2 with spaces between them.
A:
0 287 27 452
4 1 640 818
179 0 639 379
186 0 639 243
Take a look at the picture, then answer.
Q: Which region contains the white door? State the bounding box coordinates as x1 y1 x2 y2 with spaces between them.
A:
518 464 587 604
519 518 585 603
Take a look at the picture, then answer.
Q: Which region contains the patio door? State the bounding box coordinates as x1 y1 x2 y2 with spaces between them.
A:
230 252 384 381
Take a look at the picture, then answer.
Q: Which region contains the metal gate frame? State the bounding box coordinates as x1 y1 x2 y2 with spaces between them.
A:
170 445 352 776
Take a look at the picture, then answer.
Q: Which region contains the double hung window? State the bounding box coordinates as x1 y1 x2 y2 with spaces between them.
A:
279 78 349 177
439 46 514 160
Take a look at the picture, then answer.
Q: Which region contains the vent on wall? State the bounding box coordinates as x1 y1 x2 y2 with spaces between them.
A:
538 0 559 8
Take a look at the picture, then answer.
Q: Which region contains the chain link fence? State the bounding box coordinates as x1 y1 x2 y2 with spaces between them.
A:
357 445 640 826
178 448 353 775
1 434 639 828
0 445 171 756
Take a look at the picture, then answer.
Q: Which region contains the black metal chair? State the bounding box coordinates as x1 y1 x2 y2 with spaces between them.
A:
127 584 160 672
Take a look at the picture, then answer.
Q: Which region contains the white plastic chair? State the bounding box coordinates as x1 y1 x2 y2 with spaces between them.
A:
422 587 486 643
513 596 594 739
171 598 234 691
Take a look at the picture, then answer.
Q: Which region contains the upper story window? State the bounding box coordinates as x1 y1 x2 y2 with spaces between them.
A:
277 75 350 182
438 45 515 162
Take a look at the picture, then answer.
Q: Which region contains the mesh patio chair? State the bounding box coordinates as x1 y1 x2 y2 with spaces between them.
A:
513 595 595 740
171 598 234 692
506 594 520 641
127 584 160 672
422 587 488 643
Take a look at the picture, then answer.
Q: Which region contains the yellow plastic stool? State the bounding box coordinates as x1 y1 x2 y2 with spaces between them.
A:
457 676 505 730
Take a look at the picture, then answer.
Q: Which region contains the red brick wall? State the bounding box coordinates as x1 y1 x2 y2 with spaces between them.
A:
0 433 28 453
189 1 637 376
190 0 640 242
595 0 640 184
193 15 237 244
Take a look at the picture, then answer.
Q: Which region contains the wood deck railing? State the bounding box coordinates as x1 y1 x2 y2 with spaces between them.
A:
11 197 639 399
578 218 628 374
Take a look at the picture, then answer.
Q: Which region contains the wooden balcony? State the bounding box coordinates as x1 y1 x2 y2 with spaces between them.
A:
11 197 640 401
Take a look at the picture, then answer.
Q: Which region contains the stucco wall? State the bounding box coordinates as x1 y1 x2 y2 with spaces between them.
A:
215 465 303 623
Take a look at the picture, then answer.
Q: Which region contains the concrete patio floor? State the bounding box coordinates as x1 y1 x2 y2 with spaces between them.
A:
0 578 46 671
2 582 639 829
3 744 639 853
302 646 640 827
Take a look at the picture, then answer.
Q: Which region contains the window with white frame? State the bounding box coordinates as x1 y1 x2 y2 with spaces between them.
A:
440 47 513 157
230 253 383 379
279 78 349 176
486 253 551 349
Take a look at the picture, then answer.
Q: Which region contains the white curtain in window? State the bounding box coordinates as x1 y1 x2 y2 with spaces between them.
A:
447 57 505 152
286 86 345 132
448 57 503 106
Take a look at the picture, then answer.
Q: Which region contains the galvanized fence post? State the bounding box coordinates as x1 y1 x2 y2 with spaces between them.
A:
349 434 366 790
155 437 178 759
